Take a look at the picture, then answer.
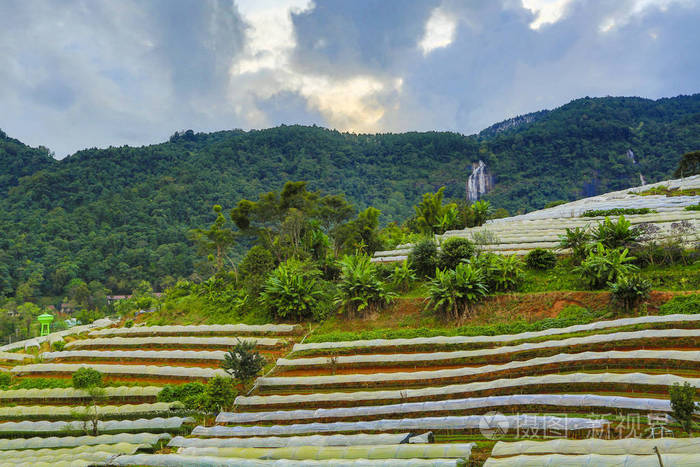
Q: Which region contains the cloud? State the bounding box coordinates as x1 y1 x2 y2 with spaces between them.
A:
0 0 697 157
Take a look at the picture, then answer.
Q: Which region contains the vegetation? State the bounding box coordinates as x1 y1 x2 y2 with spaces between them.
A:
426 263 488 320
388 261 417 293
658 294 700 315
438 238 476 270
71 368 105 436
669 382 698 433
408 240 439 278
222 339 266 391
558 227 592 261
525 248 557 270
608 274 652 313
581 208 654 217
575 244 638 289
71 367 103 389
335 255 396 318
674 150 700 177
591 216 640 250
260 259 324 321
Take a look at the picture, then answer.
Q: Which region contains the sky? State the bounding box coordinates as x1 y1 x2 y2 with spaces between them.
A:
0 0 698 158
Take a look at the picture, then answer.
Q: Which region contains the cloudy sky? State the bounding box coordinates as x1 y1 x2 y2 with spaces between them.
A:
1 0 698 158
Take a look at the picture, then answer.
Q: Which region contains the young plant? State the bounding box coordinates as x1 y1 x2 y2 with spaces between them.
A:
71 368 105 435
669 382 698 434
558 226 591 261
574 243 638 289
222 339 266 392
487 254 524 292
200 376 238 413
426 263 488 321
609 274 651 313
335 255 397 318
438 237 476 270
525 248 557 270
389 261 417 293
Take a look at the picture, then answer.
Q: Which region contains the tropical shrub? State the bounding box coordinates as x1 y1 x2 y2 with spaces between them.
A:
408 239 438 277
0 372 10 387
525 248 557 270
222 339 266 390
259 259 322 321
157 382 207 409
426 263 488 320
438 237 476 270
201 376 238 412
473 253 523 292
609 274 651 313
658 294 700 315
51 340 66 351
575 244 638 289
591 216 640 249
124 320 134 328
335 254 397 318
669 382 698 433
582 208 653 217
470 200 492 227
388 261 417 292
558 226 591 261
72 368 103 389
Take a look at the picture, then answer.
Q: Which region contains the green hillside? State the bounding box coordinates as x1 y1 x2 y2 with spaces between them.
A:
0 94 699 297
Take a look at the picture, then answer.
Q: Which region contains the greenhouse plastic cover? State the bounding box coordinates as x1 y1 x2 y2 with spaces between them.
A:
258 350 700 388
0 318 114 352
90 323 301 337
192 415 607 437
1 442 143 458
491 438 700 456
176 444 475 460
66 336 280 348
220 393 672 424
0 385 161 401
11 362 227 379
41 349 228 362
168 433 424 449
0 351 32 362
109 454 464 466
292 314 700 352
483 453 700 467
0 416 193 434
1 451 124 466
280 329 700 368
0 402 180 419
236 372 700 406
0 432 171 450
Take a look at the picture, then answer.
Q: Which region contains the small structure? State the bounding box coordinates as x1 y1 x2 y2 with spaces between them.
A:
37 313 54 337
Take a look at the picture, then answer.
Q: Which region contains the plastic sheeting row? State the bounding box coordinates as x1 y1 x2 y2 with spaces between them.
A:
491 438 700 456
219 393 672 424
291 313 700 352
108 455 466 466
0 318 114 352
0 351 32 362
483 453 699 466
193 415 607 437
90 323 301 337
66 336 281 349
280 329 700 368
0 386 161 401
0 402 181 419
168 433 431 449
11 363 227 379
0 432 171 450
0 417 193 435
2 442 142 461
40 349 229 362
236 372 700 407
258 350 700 388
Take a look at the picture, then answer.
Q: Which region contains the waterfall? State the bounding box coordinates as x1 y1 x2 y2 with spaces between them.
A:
639 173 647 186
467 160 493 202
627 149 637 164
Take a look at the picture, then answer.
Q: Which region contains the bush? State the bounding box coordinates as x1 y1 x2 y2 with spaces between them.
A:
222 339 266 390
438 238 476 270
201 375 238 412
575 244 638 289
335 255 396 318
388 261 417 293
609 274 651 313
157 382 206 410
124 320 134 328
51 340 66 351
0 372 10 387
669 382 698 433
259 259 323 321
591 216 640 250
684 203 700 211
582 208 654 217
474 253 524 292
525 248 557 270
72 368 103 389
558 226 592 261
408 239 438 277
427 263 488 320
658 294 700 315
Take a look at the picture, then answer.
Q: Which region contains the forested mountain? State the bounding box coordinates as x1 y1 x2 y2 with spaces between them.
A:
0 94 698 298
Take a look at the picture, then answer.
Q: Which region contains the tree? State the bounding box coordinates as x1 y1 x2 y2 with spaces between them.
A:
190 205 237 273
222 339 266 391
674 150 700 177
669 382 698 434
71 368 105 436
201 376 238 412
334 207 384 255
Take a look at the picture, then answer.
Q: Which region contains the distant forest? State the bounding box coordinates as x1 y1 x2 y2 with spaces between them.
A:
1 94 699 298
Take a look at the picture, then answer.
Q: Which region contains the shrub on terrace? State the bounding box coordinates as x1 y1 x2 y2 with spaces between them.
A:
388 261 417 293
51 340 66 351
157 382 207 408
591 215 640 250
222 339 266 391
427 263 488 321
558 226 592 262
575 244 638 289
259 259 323 321
72 368 103 389
525 248 557 270
669 382 698 434
200 376 238 412
0 372 10 387
474 253 524 292
409 239 438 277
659 294 700 315
335 254 397 318
609 274 651 313
438 237 476 270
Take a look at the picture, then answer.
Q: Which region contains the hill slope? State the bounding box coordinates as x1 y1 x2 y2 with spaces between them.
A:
0 94 699 296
